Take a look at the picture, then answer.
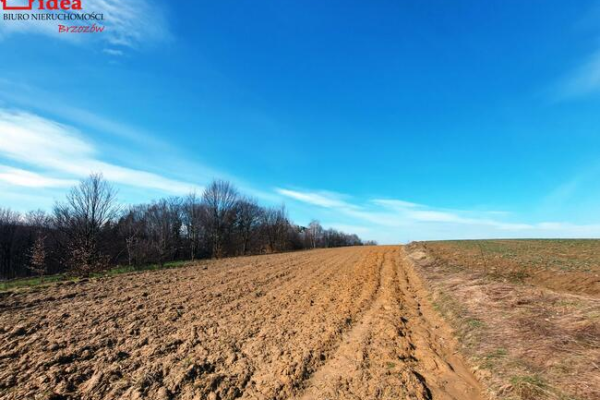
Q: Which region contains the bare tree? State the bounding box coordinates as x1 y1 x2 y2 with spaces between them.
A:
0 208 21 279
118 207 145 267
0 175 368 280
307 220 323 249
234 197 263 255
261 206 290 253
28 234 47 281
24 210 51 229
182 192 203 261
145 198 183 266
54 173 119 276
201 180 239 258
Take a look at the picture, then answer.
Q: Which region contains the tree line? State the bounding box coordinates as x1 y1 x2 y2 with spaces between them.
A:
0 174 374 280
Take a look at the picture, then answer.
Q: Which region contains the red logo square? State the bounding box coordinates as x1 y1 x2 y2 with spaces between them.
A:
1 0 34 10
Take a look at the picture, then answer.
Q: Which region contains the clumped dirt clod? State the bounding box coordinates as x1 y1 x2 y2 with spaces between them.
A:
0 247 482 400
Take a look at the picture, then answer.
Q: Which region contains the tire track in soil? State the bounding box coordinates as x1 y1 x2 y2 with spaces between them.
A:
293 247 483 400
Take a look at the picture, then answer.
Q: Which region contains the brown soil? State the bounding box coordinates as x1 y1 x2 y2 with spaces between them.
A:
0 246 483 400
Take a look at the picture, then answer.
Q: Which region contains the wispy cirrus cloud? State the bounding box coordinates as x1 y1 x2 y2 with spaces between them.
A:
102 48 124 57
371 199 422 209
555 51 600 100
0 166 77 188
0 79 171 150
372 198 531 229
275 188 358 209
0 0 170 51
0 109 200 194
552 3 600 100
277 188 600 243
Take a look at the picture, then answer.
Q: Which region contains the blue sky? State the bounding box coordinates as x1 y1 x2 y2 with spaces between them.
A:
1 0 600 243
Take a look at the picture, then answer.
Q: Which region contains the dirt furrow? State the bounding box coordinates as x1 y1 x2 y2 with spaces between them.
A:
292 247 480 400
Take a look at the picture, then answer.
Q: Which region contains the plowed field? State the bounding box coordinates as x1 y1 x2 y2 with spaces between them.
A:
0 246 482 400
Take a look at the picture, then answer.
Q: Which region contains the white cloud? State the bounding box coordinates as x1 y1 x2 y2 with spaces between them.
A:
0 79 171 150
373 197 532 229
0 0 170 50
0 109 201 194
277 187 600 243
408 210 464 223
325 223 372 235
0 166 77 188
371 199 422 208
540 163 600 215
275 188 357 209
556 51 600 99
537 222 565 230
550 4 600 101
102 48 124 56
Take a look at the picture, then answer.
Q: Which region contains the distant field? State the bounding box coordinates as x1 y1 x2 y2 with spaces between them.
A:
408 240 600 400
420 239 600 295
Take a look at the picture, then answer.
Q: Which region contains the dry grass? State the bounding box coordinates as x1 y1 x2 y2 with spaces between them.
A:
407 241 600 400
